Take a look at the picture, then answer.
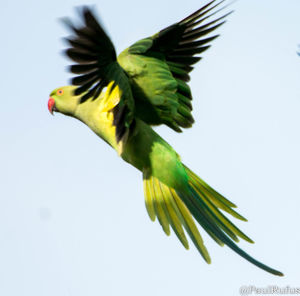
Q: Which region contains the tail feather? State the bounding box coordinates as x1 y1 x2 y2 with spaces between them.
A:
143 169 211 263
142 165 284 277
185 165 247 221
151 177 171 235
159 182 189 249
186 167 254 244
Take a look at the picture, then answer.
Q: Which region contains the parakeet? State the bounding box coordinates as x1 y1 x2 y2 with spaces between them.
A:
48 0 283 276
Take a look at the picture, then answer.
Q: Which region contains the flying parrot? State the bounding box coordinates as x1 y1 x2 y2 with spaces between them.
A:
48 0 283 276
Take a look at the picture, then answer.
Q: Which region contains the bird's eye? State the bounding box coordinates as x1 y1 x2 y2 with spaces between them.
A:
57 89 64 96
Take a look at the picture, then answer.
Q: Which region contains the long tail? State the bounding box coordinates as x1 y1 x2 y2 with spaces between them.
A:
143 164 283 276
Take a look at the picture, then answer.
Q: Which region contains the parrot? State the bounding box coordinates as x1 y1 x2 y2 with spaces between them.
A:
48 0 283 276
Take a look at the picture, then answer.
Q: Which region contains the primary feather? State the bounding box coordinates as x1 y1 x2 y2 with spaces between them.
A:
49 1 284 276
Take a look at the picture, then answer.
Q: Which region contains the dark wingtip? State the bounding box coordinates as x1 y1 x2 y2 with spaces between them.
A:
60 17 75 32
180 0 218 24
82 5 94 20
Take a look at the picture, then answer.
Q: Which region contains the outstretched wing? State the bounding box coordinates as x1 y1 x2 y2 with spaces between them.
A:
63 7 134 142
118 0 232 132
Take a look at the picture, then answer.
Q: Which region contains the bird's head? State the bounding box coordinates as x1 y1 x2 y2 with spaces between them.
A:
48 86 80 117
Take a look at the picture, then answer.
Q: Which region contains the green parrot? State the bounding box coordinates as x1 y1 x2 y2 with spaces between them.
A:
48 0 283 276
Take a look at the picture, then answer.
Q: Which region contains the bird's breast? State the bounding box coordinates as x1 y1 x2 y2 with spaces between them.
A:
74 84 122 152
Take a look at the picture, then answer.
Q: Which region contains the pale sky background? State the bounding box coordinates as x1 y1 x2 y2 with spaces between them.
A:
1 0 300 295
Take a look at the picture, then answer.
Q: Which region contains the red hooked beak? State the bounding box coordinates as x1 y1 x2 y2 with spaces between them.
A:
48 97 56 115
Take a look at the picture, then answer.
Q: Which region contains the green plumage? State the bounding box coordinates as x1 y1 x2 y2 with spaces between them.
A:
49 0 284 276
